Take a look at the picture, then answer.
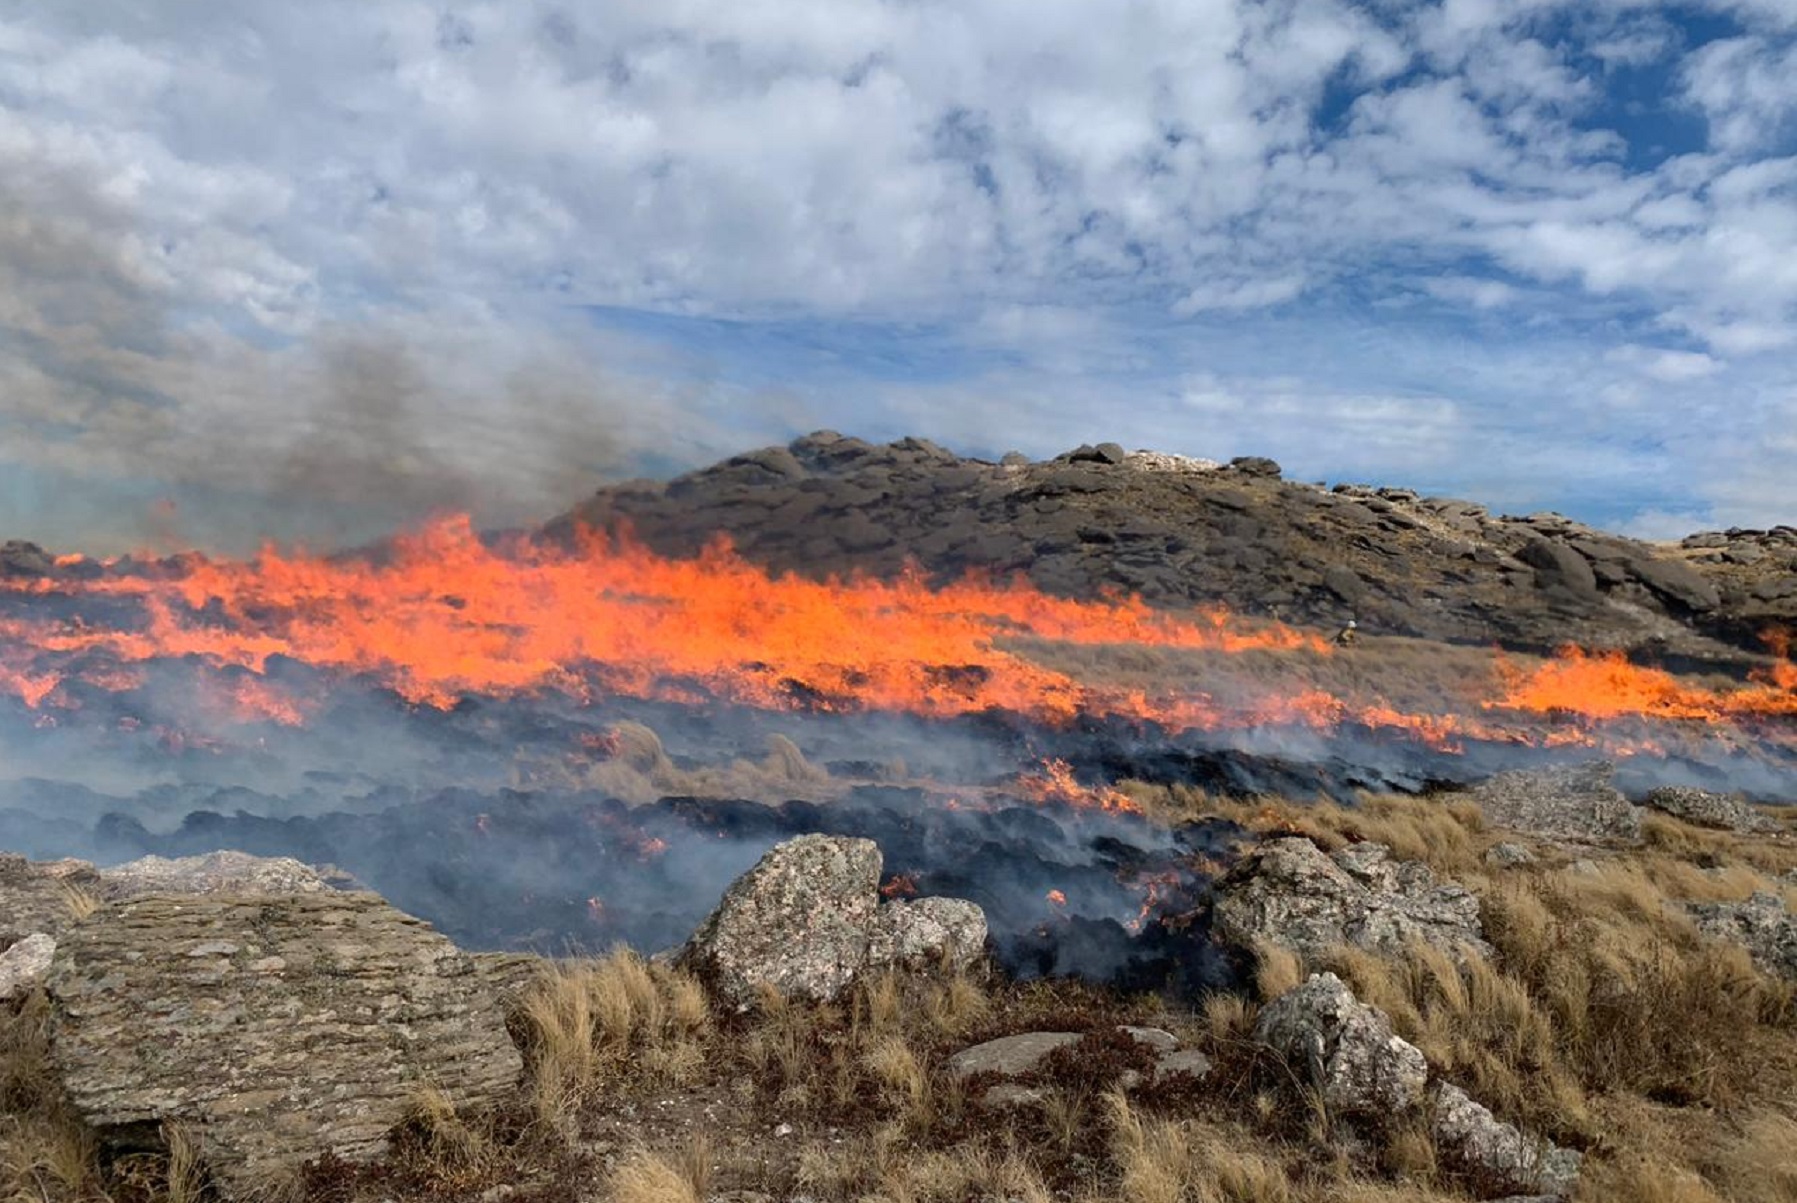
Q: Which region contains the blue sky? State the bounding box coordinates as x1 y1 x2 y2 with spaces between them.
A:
1 1 1794 552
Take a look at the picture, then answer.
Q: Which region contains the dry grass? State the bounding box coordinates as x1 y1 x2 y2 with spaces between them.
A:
518 948 712 1129
606 1140 710 1203
6 782 1795 1203
57 883 102 923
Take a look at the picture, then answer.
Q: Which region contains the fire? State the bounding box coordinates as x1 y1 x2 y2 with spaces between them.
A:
1493 647 1797 723
881 874 919 899
0 516 1791 766
1045 889 1068 907
1015 758 1141 814
0 516 1326 726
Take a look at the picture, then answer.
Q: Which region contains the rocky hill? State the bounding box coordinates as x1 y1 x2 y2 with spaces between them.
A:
552 432 1796 669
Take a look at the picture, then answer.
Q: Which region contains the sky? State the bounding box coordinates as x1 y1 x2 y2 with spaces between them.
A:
1 0 1795 553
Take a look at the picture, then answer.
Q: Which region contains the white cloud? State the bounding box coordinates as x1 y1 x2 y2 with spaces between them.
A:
1606 344 1723 381
0 0 1794 546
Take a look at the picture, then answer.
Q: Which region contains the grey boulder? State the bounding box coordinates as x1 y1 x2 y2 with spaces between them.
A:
1253 972 1429 1117
0 932 56 1001
1688 891 1797 980
47 892 521 1200
1465 762 1643 842
1642 786 1776 834
677 835 986 1007
1213 838 1490 962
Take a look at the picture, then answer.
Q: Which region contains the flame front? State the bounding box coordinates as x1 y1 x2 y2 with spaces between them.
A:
0 515 1792 765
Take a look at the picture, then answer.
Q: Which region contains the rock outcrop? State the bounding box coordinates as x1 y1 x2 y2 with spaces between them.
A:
677 834 987 1007
550 432 1796 666
1256 974 1581 1198
1212 838 1490 961
0 932 55 1001
1253 972 1429 1118
1688 891 1797 980
1465 762 1643 842
46 891 521 1199
0 853 104 946
1430 1082 1583 1199
1641 786 1777 834
100 850 348 897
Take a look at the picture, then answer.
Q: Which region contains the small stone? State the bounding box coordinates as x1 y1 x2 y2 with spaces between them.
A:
1117 1025 1180 1053
1484 843 1536 868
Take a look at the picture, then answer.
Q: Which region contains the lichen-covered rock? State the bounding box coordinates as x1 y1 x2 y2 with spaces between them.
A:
677 835 986 1007
1641 786 1776 834
1213 838 1490 961
1466 762 1642 841
47 892 521 1199
946 1032 1082 1079
1253 972 1429 1117
100 850 348 898
0 853 104 946
1484 842 1537 868
1688 892 1797 980
866 896 987 973
0 932 55 1000
1430 1082 1582 1198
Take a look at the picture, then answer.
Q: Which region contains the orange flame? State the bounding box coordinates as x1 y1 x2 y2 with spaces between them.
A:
0 516 1791 763
881 874 919 899
1015 758 1142 814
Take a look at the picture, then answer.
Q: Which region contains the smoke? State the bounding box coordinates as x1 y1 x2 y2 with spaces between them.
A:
0 152 772 555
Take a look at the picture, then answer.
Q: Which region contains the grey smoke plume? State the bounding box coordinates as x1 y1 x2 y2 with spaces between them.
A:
0 160 776 554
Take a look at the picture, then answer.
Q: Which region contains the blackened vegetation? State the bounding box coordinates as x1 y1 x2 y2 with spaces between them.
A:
9 784 1249 995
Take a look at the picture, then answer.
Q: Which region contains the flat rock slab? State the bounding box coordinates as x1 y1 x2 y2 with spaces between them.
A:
1466 762 1642 842
47 892 521 1199
101 851 347 898
947 1032 1082 1078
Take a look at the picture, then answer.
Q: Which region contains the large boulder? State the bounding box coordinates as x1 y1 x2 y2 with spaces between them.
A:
1464 762 1642 842
47 891 521 1199
1625 556 1721 612
1212 838 1490 962
1688 892 1797 980
1430 1082 1583 1198
677 835 987 1008
1256 974 1581 1198
0 932 55 1001
1516 538 1598 601
1253 972 1429 1117
1641 786 1776 834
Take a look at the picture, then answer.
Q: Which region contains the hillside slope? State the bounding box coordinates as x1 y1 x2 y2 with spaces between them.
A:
554 432 1796 670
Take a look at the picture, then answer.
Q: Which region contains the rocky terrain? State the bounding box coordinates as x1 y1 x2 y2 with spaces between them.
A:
2 434 1795 1202
552 433 1797 669
3 765 1796 1203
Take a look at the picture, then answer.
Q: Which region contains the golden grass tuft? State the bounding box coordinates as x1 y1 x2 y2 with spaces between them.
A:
518 948 712 1130
57 881 102 922
1252 941 1305 1002
605 1140 710 1203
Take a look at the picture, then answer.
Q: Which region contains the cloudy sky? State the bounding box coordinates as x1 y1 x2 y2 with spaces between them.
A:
2 1 1795 552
